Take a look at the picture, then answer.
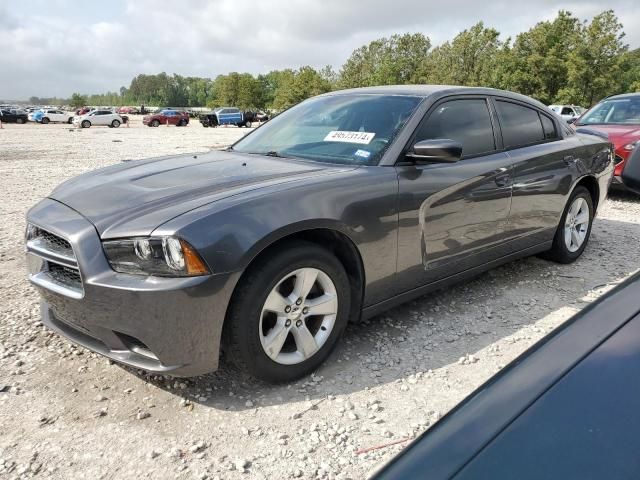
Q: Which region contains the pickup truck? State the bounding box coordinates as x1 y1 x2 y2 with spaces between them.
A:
199 107 254 128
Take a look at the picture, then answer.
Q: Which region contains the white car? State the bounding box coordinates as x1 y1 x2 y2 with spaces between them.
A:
38 108 75 124
548 105 586 123
73 110 124 128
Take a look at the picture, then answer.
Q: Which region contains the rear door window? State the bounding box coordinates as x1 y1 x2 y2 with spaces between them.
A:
415 98 496 158
540 114 557 140
495 101 545 148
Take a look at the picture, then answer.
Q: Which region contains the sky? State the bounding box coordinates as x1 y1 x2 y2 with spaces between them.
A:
1 0 638 100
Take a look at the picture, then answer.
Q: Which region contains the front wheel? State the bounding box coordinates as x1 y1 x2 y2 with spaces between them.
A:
151 119 160 127
41 117 50 124
16 118 25 124
81 120 91 128
111 120 121 128
543 186 594 263
244 120 252 128
223 241 351 382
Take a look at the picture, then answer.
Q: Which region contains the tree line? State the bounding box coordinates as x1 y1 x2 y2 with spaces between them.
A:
34 9 639 110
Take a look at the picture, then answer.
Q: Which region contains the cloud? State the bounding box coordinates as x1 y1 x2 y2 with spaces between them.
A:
0 0 638 99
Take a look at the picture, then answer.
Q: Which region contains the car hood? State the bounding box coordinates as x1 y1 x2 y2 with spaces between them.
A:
577 124 640 144
49 150 354 239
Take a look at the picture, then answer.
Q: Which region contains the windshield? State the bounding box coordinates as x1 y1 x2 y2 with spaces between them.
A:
577 97 640 125
232 94 423 165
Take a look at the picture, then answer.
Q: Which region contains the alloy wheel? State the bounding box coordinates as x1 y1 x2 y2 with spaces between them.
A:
259 267 338 365
564 196 590 252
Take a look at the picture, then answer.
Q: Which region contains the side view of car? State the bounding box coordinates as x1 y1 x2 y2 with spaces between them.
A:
118 106 140 115
143 109 189 127
73 110 126 128
38 108 75 124
25 86 614 383
548 104 586 123
0 108 28 124
574 92 640 190
199 107 254 127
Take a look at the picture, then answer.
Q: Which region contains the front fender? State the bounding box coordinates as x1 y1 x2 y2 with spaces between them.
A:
152 166 400 306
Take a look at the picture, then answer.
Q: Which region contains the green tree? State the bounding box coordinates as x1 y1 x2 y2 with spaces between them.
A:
338 33 431 88
560 10 628 106
69 93 88 108
419 22 502 87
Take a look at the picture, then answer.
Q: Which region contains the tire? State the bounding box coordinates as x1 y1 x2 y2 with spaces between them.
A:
81 120 91 128
67 117 73 124
178 119 186 127
16 118 25 124
151 119 160 127
111 120 121 128
245 120 252 128
543 185 594 263
41 117 50 124
223 241 351 382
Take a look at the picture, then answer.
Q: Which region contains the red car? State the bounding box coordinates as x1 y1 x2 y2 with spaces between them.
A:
143 109 189 127
575 93 640 189
117 106 139 115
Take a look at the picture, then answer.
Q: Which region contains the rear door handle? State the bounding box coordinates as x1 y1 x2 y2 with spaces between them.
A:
495 168 510 187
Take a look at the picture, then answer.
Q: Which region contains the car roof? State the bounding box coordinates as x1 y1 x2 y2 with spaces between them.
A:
321 85 549 109
603 92 640 101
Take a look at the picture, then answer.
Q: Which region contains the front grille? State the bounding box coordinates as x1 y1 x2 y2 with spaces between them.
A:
38 229 72 255
48 263 82 289
26 224 84 299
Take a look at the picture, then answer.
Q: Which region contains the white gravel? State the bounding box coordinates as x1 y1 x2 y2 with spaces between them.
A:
1 118 640 479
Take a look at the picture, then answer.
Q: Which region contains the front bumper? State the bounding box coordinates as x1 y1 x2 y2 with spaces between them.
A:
27 198 240 377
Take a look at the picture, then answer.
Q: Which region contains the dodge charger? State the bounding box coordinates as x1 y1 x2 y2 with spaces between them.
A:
25 86 614 382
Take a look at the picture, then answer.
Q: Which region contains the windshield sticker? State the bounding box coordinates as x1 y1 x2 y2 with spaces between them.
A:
324 131 376 144
354 149 371 159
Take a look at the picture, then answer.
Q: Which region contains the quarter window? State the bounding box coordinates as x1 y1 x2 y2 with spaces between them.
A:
540 114 557 140
495 101 545 148
416 99 495 158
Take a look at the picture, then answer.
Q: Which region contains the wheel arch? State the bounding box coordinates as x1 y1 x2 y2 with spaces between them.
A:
226 226 366 327
572 175 600 211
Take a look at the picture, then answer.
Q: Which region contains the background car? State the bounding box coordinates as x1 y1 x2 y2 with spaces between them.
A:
574 92 640 189
548 104 586 123
73 110 125 128
118 106 139 115
0 108 28 124
39 108 75 124
143 109 189 127
199 107 253 127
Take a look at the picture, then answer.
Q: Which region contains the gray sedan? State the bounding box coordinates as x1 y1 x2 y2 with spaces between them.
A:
26 86 614 382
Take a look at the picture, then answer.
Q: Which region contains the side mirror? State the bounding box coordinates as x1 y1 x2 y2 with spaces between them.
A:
406 139 462 164
622 147 640 194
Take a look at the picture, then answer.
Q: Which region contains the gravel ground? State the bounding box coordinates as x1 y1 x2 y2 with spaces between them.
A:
1 118 639 480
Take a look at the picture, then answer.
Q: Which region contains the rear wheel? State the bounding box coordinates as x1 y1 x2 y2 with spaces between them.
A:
41 117 50 124
245 119 252 128
151 119 160 127
543 186 594 263
81 120 91 128
111 119 121 128
178 119 186 126
67 117 73 124
16 118 25 124
223 241 351 382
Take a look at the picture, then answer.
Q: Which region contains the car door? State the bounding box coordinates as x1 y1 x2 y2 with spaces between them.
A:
492 98 575 249
395 96 514 292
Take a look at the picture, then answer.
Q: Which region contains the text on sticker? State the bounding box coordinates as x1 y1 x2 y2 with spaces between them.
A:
324 131 376 144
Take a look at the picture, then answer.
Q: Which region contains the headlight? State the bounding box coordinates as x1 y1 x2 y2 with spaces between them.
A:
102 237 210 277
